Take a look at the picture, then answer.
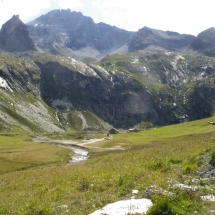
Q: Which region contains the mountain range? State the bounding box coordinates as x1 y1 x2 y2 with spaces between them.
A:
0 9 215 133
1 9 214 58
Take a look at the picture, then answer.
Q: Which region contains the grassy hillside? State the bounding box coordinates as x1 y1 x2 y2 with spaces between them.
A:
91 116 215 148
0 117 215 214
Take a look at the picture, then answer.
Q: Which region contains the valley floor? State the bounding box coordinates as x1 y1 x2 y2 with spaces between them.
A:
1 117 215 214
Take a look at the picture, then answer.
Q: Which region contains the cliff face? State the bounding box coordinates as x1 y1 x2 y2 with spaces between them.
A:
35 55 151 128
0 15 36 52
0 54 112 133
0 53 150 132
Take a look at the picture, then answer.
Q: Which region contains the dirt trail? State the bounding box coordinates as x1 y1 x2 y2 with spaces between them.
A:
33 136 124 150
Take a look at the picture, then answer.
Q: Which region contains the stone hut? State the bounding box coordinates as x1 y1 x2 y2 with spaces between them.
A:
108 128 119 134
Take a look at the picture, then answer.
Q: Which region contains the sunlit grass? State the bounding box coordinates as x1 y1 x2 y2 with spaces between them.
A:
0 117 215 214
91 116 215 147
0 134 72 174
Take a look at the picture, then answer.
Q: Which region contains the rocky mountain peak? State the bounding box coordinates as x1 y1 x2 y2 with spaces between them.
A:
27 9 133 59
128 26 195 52
190 27 215 56
0 14 36 52
0 15 21 37
27 9 94 29
197 27 215 39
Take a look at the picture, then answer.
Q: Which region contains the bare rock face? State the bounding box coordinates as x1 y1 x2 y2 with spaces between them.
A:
36 57 151 128
0 15 36 52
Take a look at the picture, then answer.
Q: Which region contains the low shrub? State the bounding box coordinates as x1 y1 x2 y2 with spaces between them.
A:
147 197 176 215
182 164 197 175
210 151 215 165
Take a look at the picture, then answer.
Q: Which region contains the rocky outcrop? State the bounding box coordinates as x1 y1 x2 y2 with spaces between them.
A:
0 15 36 52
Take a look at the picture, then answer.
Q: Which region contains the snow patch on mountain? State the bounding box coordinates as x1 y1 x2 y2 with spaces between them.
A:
0 77 13 92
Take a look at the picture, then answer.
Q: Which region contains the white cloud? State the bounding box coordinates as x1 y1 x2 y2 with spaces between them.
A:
92 0 215 35
0 0 83 28
0 0 214 35
0 0 51 27
57 0 83 9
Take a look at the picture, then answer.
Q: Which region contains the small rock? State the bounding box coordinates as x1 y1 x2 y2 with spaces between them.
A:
132 190 139 194
57 205 68 208
142 185 175 199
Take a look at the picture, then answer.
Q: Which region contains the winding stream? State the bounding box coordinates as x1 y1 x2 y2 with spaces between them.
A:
57 144 89 164
32 137 90 164
33 137 123 164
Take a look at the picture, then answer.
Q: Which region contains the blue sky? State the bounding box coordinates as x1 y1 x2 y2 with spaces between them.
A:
0 0 214 35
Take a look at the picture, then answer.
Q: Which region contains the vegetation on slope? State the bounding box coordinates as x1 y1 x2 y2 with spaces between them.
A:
99 52 215 126
2 51 215 131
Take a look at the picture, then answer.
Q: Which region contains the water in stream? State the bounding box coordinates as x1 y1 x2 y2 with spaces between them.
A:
57 144 89 164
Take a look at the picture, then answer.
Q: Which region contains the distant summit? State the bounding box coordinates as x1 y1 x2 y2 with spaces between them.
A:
0 15 36 52
189 27 215 56
27 9 133 59
27 9 86 28
128 26 195 52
